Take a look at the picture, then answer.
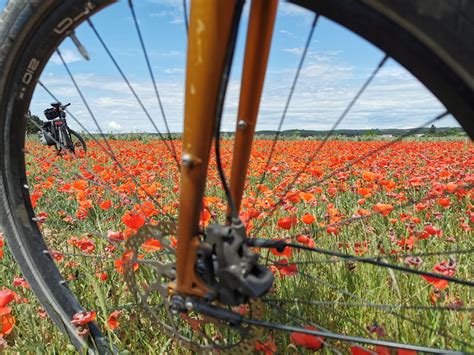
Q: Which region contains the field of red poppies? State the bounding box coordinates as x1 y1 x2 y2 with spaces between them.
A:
1 137 473 353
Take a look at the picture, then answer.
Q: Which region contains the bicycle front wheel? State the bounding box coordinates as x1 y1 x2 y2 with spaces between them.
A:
0 0 472 353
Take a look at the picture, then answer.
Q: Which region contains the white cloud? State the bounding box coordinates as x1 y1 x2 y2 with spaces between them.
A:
33 71 185 133
147 0 187 25
284 49 342 63
279 2 311 17
163 67 184 74
157 50 182 57
284 47 304 56
50 49 82 65
278 1 314 23
31 40 460 135
279 30 295 37
108 121 122 130
32 60 455 134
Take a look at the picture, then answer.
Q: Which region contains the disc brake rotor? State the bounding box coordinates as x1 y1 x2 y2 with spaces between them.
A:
123 223 265 352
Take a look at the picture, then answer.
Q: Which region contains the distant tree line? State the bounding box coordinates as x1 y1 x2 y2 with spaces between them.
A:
254 126 465 138
26 113 44 134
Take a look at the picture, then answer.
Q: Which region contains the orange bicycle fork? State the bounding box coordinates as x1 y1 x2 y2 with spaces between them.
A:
173 0 278 297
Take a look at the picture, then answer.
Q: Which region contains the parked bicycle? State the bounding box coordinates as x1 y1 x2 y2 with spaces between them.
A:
39 102 87 155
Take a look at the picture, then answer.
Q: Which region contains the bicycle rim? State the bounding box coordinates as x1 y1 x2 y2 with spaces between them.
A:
0 0 472 353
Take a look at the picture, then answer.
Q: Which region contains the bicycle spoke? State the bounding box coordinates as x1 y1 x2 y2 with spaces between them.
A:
27 115 159 224
248 48 389 229
38 77 171 221
42 250 171 262
262 241 474 287
295 181 472 238
265 300 366 355
248 14 319 220
294 270 472 349
251 110 450 236
252 180 472 277
86 19 181 170
265 247 474 267
128 0 180 170
182 0 189 34
264 298 474 312
43 250 114 261
242 318 461 354
194 301 463 353
11 0 471 352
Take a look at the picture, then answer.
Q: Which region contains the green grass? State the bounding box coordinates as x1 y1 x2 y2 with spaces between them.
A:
0 137 472 353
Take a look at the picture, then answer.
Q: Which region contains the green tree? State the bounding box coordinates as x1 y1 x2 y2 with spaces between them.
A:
26 112 44 134
363 129 380 137
429 124 436 134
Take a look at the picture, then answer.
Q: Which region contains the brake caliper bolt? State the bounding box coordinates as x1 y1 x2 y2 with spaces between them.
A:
181 154 193 167
237 120 248 130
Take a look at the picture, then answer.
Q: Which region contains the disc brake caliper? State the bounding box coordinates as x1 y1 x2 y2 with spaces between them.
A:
197 219 274 305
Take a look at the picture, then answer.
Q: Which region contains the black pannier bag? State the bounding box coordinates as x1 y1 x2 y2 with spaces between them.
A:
38 122 56 146
44 107 59 120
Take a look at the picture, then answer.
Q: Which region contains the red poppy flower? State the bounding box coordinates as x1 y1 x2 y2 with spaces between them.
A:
72 180 88 190
71 311 96 326
0 289 16 308
141 238 162 252
100 200 112 210
277 216 295 230
255 337 277 354
290 326 324 350
301 213 315 224
121 211 146 229
421 275 448 290
274 259 298 277
12 277 29 289
0 307 15 336
362 171 376 181
114 250 142 274
358 187 372 197
437 197 450 208
296 234 315 248
351 346 373 355
200 209 211 227
445 182 457 193
373 203 394 216
107 310 121 330
107 230 124 242
270 240 292 257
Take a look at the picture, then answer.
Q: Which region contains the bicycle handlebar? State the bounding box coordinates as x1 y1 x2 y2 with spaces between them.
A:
50 102 71 110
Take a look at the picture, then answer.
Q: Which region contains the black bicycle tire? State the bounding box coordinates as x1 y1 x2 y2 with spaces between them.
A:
0 1 115 352
69 128 87 153
51 124 61 154
0 0 472 353
58 124 67 154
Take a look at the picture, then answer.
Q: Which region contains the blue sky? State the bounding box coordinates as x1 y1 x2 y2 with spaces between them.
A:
1 0 457 133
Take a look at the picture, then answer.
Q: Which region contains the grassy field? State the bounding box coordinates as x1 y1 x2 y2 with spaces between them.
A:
1 138 473 353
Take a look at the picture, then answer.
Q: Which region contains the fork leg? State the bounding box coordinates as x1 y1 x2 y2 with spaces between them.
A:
174 0 239 297
228 0 278 216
